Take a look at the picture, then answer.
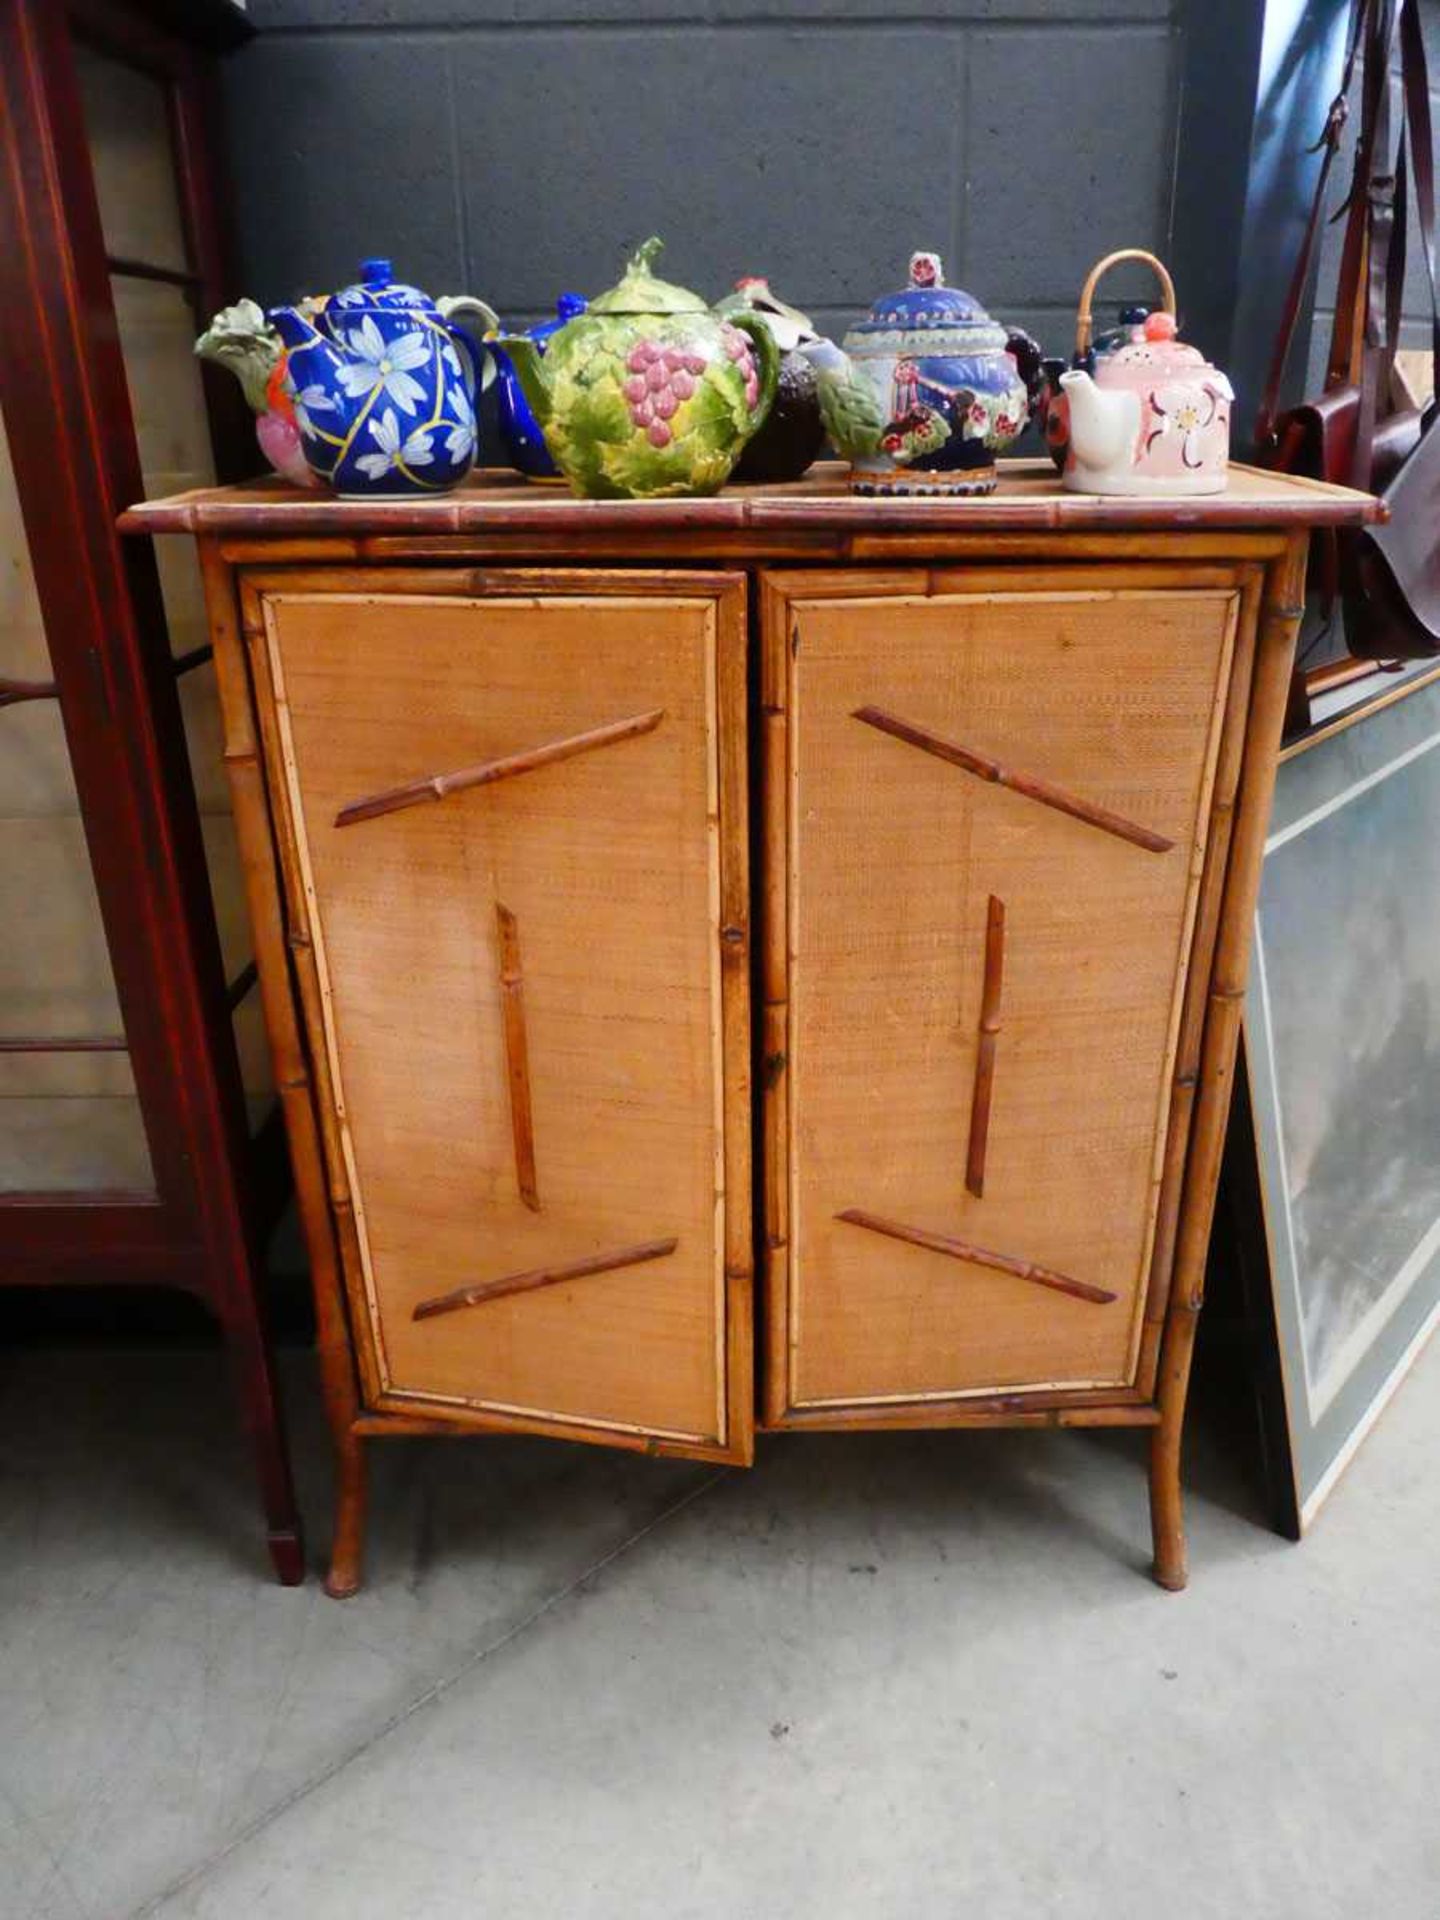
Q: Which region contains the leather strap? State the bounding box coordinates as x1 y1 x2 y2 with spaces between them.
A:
1400 0 1440 408
1325 0 1395 394
1256 0 1374 447
1351 0 1401 486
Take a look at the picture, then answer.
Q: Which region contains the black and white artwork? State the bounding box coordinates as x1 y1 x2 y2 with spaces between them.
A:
1247 668 1440 1527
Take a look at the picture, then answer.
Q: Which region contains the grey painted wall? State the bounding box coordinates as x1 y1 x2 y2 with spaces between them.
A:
221 0 1184 388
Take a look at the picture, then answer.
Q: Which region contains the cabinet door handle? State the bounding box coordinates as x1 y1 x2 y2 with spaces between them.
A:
836 1207 1116 1305
965 895 1005 1199
496 903 540 1211
851 705 1174 855
334 707 666 828
413 1236 680 1322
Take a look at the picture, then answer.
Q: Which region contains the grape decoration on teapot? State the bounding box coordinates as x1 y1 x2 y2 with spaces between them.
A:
804 250 1044 495
470 238 780 500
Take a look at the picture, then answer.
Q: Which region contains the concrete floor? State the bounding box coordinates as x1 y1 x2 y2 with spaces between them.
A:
1 1341 1437 1920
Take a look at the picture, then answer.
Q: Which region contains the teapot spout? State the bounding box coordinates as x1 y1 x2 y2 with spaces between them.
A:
267 302 329 356
1058 368 1139 475
799 338 892 464
494 335 553 429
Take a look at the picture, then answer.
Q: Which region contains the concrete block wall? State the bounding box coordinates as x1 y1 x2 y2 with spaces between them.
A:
223 0 1184 386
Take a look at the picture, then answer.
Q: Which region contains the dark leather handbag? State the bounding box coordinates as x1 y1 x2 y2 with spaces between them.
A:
1259 0 1440 658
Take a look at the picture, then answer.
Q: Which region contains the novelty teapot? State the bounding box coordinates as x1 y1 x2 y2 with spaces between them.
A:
268 259 497 496
1046 251 1233 496
803 251 1043 495
477 238 779 500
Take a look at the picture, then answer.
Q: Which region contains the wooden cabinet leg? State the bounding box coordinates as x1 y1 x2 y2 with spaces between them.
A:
1149 1411 1188 1591
225 1322 305 1587
324 1429 368 1599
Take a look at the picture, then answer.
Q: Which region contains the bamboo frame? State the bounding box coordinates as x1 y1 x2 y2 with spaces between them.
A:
1148 532 1309 1590
1137 567 1264 1392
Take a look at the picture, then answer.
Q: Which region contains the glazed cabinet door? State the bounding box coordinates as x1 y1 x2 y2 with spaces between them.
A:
245 570 751 1461
762 565 1255 1422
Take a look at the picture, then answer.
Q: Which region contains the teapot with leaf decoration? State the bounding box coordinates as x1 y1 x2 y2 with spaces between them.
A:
471 238 779 500
1042 250 1233 495
802 250 1043 495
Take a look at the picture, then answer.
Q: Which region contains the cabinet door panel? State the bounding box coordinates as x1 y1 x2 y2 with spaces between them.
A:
254 579 748 1457
776 578 1240 1412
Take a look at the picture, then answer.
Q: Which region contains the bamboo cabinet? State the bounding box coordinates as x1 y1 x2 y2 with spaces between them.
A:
122 463 1377 1595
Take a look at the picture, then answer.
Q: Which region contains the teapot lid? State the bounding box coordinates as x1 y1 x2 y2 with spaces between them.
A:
588 238 709 316
528 292 588 341
327 257 437 313
1092 310 1215 377
855 252 994 333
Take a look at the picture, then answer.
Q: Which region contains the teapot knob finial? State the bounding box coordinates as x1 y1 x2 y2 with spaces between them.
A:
1144 310 1178 342
361 257 392 286
909 250 943 290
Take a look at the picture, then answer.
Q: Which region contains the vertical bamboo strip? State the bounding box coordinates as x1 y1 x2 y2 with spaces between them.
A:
716 583 755 1460
759 586 792 1427
494 902 540 1210
965 894 1006 1199
1149 534 1307 1591
245 593 389 1413
1139 569 1263 1388
199 540 367 1597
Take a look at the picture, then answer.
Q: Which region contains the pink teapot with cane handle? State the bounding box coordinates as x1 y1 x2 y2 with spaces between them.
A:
1047 250 1233 495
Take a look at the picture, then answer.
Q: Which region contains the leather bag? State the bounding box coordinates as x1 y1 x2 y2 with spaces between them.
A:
1259 0 1440 658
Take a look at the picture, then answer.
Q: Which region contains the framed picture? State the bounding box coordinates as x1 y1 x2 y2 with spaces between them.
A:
1243 661 1440 1532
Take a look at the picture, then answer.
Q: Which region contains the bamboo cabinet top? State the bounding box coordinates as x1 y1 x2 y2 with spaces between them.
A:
122 459 1379 545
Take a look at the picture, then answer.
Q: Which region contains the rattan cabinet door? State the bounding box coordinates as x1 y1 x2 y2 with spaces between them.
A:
770 573 1242 1416
250 574 750 1461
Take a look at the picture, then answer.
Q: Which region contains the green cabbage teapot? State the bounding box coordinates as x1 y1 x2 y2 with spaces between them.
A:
483 238 779 499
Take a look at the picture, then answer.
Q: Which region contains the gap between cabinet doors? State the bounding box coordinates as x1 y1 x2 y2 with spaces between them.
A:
757 562 1265 1431
237 566 756 1467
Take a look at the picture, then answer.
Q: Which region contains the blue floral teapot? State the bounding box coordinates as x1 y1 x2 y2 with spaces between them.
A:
268 259 498 496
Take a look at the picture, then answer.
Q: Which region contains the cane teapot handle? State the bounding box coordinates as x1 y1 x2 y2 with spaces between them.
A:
1074 251 1177 356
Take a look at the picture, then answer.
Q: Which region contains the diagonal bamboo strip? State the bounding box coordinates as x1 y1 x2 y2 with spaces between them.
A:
852 704 1175 854
836 1206 1116 1305
412 1236 680 1322
965 894 1006 1198
334 706 666 828
495 902 539 1211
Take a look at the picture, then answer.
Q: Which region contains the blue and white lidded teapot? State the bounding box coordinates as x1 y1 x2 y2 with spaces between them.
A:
268 259 498 496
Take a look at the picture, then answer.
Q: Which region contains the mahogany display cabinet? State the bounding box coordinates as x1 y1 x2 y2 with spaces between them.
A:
123 461 1377 1595
1 0 302 1581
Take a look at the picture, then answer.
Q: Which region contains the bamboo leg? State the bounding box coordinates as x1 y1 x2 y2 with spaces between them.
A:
201 540 367 1595
1149 536 1306 1591
325 1429 369 1600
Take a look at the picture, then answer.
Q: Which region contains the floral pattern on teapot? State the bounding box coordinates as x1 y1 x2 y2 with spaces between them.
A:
268 259 497 497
